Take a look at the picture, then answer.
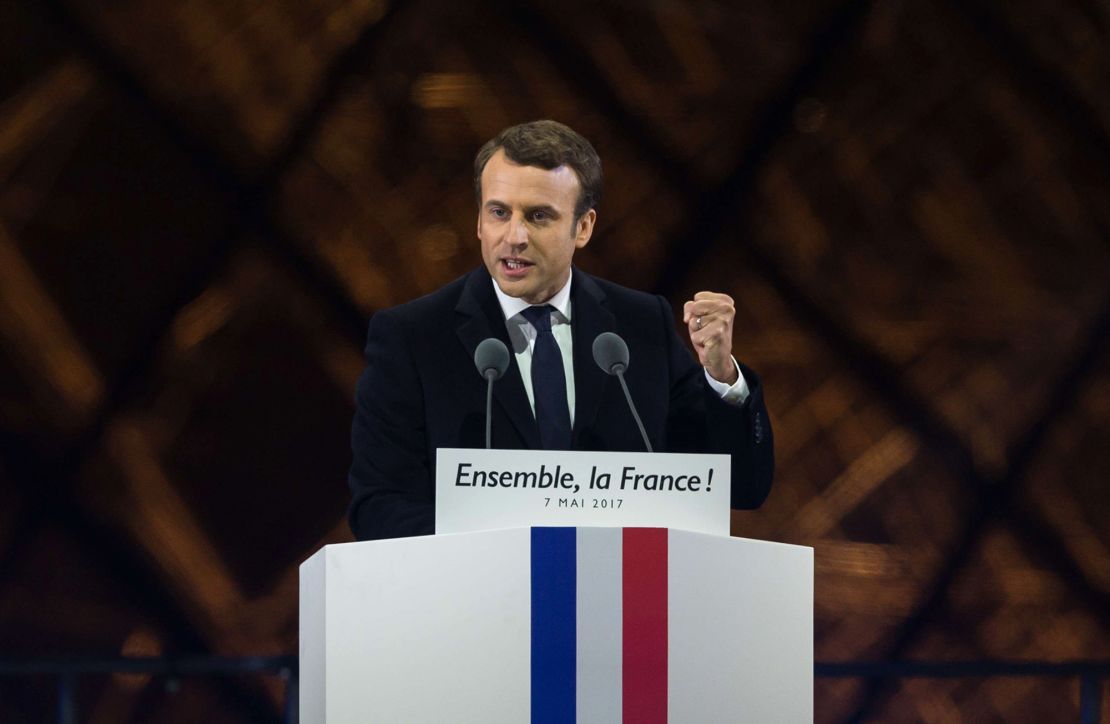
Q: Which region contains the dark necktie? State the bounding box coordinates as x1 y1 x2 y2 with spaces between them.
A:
520 305 572 450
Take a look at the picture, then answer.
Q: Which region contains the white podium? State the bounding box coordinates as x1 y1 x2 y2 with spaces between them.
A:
300 526 812 723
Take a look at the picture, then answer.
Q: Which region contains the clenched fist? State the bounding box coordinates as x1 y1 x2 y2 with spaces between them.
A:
682 291 738 384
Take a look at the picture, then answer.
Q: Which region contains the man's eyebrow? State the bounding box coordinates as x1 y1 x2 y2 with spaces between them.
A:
525 204 560 216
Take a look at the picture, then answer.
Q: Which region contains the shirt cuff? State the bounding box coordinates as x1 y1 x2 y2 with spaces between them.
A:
704 357 750 405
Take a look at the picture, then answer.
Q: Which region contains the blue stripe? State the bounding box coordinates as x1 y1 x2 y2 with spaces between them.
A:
532 527 577 723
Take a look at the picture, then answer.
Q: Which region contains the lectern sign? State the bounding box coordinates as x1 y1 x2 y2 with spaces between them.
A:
435 448 730 536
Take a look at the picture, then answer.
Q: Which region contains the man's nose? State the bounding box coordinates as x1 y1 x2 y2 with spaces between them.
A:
505 214 528 247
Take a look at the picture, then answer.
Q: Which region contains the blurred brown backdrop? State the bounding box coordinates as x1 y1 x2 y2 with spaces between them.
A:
1 0 1108 721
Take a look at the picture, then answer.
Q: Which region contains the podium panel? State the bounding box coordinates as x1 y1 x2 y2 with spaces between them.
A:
300 528 812 723
436 448 731 536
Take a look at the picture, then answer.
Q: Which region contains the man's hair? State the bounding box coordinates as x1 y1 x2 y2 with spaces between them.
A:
473 120 603 223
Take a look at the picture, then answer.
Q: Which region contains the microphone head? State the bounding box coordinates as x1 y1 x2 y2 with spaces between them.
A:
474 337 510 381
592 332 629 375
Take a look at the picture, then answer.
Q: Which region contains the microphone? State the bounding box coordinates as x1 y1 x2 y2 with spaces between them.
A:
592 332 653 452
475 338 510 381
474 338 510 448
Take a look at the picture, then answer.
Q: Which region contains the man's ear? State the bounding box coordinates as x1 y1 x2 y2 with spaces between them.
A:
574 209 597 249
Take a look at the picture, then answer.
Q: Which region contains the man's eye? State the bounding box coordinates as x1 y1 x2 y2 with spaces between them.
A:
530 211 549 222
490 208 507 218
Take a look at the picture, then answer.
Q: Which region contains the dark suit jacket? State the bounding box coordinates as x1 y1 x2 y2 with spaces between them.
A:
348 266 773 540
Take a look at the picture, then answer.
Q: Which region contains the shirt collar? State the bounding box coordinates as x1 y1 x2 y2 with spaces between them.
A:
492 272 573 323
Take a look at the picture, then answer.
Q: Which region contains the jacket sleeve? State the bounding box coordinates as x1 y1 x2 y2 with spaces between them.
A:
348 309 436 540
659 295 774 509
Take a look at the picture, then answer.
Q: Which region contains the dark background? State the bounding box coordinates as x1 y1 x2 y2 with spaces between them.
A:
1 0 1108 721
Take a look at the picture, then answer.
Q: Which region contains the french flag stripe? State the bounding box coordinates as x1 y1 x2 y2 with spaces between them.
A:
576 527 623 722
623 527 669 724
531 527 577 723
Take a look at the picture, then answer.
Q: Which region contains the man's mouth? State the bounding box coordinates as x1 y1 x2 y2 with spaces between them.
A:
502 258 534 272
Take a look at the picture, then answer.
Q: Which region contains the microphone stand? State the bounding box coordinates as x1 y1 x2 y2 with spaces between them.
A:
484 371 496 449
613 365 653 453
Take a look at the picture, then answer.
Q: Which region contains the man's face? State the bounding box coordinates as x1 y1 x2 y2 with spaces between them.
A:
478 149 596 304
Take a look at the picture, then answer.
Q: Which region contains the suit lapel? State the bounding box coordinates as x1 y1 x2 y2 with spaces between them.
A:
570 268 617 446
455 268 542 449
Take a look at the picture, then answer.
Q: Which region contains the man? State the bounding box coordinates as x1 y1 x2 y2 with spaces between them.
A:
349 120 773 540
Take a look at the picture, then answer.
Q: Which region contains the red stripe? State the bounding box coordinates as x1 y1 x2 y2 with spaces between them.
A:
623 528 668 724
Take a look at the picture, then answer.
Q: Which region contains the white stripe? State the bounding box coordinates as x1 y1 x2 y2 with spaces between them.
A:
576 527 623 723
